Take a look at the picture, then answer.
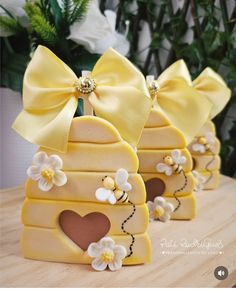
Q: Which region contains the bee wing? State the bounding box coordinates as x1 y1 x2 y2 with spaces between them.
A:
165 166 173 176
206 132 215 144
192 143 205 153
108 193 117 205
171 149 181 160
171 149 186 164
119 182 132 192
177 155 186 164
115 168 129 187
156 163 172 176
95 188 112 202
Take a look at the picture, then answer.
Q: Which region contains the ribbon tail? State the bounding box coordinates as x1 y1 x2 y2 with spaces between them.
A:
89 86 152 146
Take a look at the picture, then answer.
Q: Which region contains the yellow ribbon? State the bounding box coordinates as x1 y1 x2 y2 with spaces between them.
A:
12 45 151 152
147 60 213 144
193 67 231 119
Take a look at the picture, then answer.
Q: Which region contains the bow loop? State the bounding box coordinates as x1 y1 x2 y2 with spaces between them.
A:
157 59 192 86
23 46 77 111
148 60 212 144
91 48 150 94
12 46 151 152
193 67 231 119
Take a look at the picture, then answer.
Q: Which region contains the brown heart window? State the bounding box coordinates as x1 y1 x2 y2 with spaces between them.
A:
59 210 111 251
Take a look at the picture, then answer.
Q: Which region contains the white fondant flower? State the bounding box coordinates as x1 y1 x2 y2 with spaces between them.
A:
68 0 130 55
95 168 132 205
192 132 215 153
27 151 67 191
87 237 127 271
147 196 174 222
192 170 206 193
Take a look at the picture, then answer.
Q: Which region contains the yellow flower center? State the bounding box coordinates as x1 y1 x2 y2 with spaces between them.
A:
153 206 165 219
101 250 114 263
41 168 55 181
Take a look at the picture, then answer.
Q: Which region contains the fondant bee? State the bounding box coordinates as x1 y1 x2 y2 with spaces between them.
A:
95 168 132 205
192 132 215 153
156 149 187 176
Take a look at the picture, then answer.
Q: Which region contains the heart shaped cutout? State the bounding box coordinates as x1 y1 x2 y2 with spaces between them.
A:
59 210 111 251
145 178 165 201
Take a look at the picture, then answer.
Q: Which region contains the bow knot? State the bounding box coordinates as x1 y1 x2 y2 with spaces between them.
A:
75 75 97 95
146 75 160 100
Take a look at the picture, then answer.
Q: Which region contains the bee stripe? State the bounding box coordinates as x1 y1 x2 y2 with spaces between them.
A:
171 163 180 173
122 194 129 203
117 191 125 202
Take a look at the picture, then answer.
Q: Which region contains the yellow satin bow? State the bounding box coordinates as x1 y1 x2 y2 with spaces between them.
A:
193 67 231 119
12 45 151 152
147 60 213 144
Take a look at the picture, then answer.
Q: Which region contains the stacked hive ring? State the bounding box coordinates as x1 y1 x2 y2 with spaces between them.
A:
137 107 196 220
22 116 152 265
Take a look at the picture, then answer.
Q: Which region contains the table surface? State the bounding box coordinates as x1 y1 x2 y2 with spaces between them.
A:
0 175 236 288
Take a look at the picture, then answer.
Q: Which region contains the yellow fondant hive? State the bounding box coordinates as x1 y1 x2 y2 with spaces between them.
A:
22 116 151 265
137 108 196 220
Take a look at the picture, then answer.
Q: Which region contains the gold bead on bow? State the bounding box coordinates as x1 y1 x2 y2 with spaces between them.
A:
75 74 96 95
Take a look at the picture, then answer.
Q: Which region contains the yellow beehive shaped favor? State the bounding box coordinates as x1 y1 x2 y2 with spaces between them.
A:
137 108 196 220
12 46 153 271
186 67 231 190
188 120 220 189
136 62 213 221
22 116 152 265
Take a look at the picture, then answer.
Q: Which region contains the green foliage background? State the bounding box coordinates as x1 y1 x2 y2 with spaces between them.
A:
1 0 236 177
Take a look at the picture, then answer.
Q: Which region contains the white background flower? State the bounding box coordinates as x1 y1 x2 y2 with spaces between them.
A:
137 20 152 67
87 237 126 271
27 151 67 191
0 0 28 36
68 0 130 55
147 196 174 222
192 170 206 193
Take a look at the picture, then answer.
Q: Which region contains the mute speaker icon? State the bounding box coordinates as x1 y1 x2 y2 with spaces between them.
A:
214 266 228 280
218 270 225 277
